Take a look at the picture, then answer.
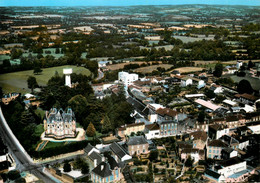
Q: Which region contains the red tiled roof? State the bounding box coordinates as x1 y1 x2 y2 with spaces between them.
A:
156 108 178 117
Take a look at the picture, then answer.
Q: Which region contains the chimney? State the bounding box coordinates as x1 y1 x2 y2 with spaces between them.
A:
94 159 97 167
101 165 104 171
102 156 105 162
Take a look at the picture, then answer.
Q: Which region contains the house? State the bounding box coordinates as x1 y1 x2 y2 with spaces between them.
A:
235 93 259 106
221 147 238 160
180 76 192 87
151 108 178 122
110 142 131 163
127 136 149 156
207 140 228 159
1 93 19 105
43 108 77 139
246 121 260 134
208 124 230 139
91 155 123 183
209 84 223 94
219 135 239 149
85 144 103 168
190 131 207 150
191 77 205 89
116 122 145 138
159 121 179 137
98 61 109 68
144 123 160 139
180 148 205 163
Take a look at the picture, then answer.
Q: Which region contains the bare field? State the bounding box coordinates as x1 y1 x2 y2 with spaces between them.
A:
134 64 172 73
172 67 205 73
106 61 162 71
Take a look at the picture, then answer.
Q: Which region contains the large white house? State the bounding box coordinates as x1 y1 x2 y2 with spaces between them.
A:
118 71 139 86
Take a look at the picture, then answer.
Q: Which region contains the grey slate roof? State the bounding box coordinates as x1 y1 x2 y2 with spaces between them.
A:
47 107 75 123
127 136 148 146
89 151 103 165
110 142 129 159
84 144 94 154
92 162 112 178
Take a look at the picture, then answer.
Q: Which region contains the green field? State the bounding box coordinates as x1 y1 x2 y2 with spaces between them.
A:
0 65 91 94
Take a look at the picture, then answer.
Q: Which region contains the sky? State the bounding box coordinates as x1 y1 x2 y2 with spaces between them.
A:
0 0 260 6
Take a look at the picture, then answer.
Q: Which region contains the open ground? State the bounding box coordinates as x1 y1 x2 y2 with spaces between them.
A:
134 64 173 74
0 65 91 94
106 61 162 71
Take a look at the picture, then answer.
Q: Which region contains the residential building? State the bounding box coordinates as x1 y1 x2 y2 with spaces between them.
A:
110 142 131 163
127 136 149 156
144 123 160 139
43 108 77 139
221 147 238 160
180 148 205 163
91 156 123 183
180 76 192 87
207 140 228 159
190 131 207 150
116 122 145 138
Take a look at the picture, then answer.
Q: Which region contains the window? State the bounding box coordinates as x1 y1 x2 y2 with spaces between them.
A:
216 150 219 153
213 150 215 153
209 154 211 158
209 149 211 153
194 144 196 147
106 177 108 182
115 169 119 178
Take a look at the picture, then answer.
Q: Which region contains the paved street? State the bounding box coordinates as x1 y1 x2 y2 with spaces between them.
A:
0 107 56 183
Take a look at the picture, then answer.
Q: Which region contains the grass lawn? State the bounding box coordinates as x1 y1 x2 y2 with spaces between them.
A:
0 65 91 94
44 141 66 149
35 108 45 121
34 124 44 137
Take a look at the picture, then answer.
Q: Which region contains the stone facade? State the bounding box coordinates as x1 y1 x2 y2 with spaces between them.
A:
44 108 76 139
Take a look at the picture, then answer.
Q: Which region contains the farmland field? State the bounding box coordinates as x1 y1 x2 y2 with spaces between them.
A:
106 61 162 71
134 64 172 73
0 65 91 93
171 67 205 73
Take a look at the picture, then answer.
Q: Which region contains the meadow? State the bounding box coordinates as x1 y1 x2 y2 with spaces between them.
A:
0 65 91 93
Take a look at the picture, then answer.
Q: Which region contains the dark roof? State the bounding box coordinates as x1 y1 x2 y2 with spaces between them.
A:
92 162 112 178
84 144 94 154
208 140 228 148
107 155 119 169
205 169 221 179
218 157 244 167
156 108 178 117
47 107 75 123
219 135 239 146
222 147 235 154
0 161 10 171
181 148 204 156
89 151 103 165
209 124 224 131
145 123 160 131
127 136 148 146
110 142 129 159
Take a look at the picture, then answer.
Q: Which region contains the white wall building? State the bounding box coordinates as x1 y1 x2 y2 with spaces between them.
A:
118 71 139 86
180 77 192 87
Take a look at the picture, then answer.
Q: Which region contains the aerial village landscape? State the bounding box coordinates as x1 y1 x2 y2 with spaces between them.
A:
0 2 260 183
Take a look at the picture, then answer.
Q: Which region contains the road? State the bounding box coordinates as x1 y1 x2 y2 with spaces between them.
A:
0 107 56 183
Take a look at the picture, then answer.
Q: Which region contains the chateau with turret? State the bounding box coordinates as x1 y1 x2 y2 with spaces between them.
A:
44 108 77 139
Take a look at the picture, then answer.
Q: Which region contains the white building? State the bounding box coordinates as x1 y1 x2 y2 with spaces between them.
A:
144 123 160 139
118 71 139 86
236 61 243 69
180 76 192 87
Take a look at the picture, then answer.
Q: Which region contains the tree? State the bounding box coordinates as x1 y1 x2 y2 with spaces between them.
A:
27 76 38 93
247 60 254 70
256 101 260 111
0 87 3 99
213 63 223 77
55 48 60 54
68 95 88 123
237 79 253 94
63 162 71 172
86 122 96 137
149 150 159 161
33 67 43 75
205 89 216 99
198 111 205 123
